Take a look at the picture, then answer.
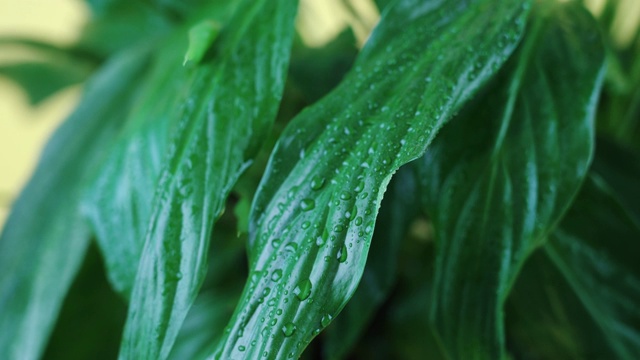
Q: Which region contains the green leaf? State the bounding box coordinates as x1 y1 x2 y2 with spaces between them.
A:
507 166 640 359
82 31 192 298
82 2 239 299
215 0 530 358
323 165 420 359
414 2 605 358
117 1 298 358
0 49 148 360
0 61 90 105
546 177 640 359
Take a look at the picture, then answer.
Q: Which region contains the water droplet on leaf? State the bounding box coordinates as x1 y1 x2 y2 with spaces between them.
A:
293 279 312 301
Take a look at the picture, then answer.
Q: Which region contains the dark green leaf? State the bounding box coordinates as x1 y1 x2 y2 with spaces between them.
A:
215 0 530 358
82 2 240 299
547 173 640 358
507 168 640 359
415 2 605 358
323 165 420 359
82 31 192 298
0 49 148 360
117 1 298 358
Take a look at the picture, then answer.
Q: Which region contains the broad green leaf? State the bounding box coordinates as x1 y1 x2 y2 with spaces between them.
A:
507 167 640 359
82 31 192 298
546 174 640 359
0 49 148 360
82 2 238 299
168 208 247 360
415 2 605 358
118 1 298 358
323 165 420 359
214 0 530 358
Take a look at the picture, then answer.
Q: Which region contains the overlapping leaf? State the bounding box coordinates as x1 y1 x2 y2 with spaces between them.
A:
507 143 640 358
118 1 298 358
82 29 196 298
214 0 531 358
415 2 605 358
0 50 148 360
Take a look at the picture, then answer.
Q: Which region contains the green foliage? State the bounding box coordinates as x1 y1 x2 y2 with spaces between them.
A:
1 0 639 359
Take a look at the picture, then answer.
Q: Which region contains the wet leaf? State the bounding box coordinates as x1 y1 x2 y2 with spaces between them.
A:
117 1 298 358
415 2 605 358
323 165 420 359
214 0 530 358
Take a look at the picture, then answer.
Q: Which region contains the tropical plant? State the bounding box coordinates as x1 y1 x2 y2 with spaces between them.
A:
1 0 639 359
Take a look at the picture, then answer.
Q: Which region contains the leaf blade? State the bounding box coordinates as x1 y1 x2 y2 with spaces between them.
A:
215 0 530 358
118 1 298 358
415 2 605 358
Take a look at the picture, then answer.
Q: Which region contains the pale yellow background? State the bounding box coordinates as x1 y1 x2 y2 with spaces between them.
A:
0 0 88 231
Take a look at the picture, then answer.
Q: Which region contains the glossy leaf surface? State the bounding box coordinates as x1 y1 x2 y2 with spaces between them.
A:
82 31 193 298
82 3 239 299
118 0 298 358
323 165 420 359
508 153 640 358
0 50 148 360
214 0 530 358
415 2 605 358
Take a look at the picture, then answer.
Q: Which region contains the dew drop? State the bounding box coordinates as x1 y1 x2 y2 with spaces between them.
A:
293 279 312 301
354 180 365 193
284 242 298 253
365 223 374 235
300 198 315 211
333 224 344 232
321 314 333 327
354 216 363 226
301 221 311 229
339 191 352 200
310 176 325 190
337 245 348 263
282 323 297 337
271 269 283 282
238 345 246 352
316 236 325 246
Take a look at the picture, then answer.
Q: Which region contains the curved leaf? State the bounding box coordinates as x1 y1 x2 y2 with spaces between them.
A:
507 166 640 359
214 0 530 358
82 2 240 299
322 164 420 359
82 31 194 298
545 174 640 359
118 1 298 358
0 50 148 360
415 2 605 358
